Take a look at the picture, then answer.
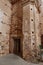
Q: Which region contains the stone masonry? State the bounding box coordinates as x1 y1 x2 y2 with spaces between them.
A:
0 0 42 62
0 0 12 56
9 0 41 61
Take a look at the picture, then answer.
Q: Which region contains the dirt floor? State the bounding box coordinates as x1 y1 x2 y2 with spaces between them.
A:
0 54 43 65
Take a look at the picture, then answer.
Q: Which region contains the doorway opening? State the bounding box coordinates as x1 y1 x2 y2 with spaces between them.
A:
13 37 21 57
41 35 43 48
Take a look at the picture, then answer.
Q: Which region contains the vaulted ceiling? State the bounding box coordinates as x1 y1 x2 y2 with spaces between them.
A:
8 0 41 7
8 0 31 5
9 0 19 4
8 0 41 13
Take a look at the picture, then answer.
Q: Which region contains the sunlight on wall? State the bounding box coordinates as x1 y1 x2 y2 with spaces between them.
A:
42 0 43 2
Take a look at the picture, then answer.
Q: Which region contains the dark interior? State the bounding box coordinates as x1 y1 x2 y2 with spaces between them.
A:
13 38 21 56
41 35 43 48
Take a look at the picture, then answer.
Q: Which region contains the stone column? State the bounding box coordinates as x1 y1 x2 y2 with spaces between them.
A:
22 1 41 62
22 3 32 61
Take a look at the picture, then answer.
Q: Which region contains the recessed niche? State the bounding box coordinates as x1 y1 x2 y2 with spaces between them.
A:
31 8 32 10
1 46 4 50
0 32 2 34
31 19 33 21
40 4 41 6
1 21 3 23
5 4 7 6
4 13 7 16
32 31 34 34
33 43 34 45
40 23 41 24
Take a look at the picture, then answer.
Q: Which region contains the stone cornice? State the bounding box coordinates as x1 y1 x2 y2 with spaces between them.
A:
21 0 41 13
9 0 41 13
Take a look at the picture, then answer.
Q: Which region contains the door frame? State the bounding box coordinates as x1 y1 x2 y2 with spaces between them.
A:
9 36 22 57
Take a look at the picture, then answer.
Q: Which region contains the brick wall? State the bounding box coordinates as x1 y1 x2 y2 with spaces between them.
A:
10 1 41 61
10 1 22 36
9 1 23 54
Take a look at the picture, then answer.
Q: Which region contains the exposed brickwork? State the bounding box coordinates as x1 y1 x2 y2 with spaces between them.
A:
9 1 41 62
10 1 22 36
0 0 42 62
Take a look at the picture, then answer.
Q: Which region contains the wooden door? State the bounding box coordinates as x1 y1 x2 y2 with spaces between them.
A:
13 38 21 56
41 35 43 48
